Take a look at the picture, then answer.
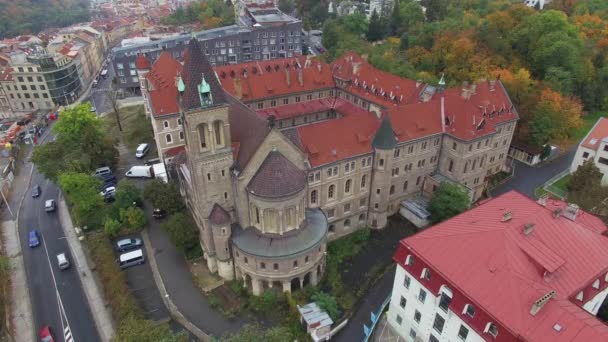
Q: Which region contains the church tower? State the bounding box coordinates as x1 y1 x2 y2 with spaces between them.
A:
368 116 397 229
179 37 235 279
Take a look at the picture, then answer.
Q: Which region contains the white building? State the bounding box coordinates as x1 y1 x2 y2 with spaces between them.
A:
387 191 608 342
571 117 608 184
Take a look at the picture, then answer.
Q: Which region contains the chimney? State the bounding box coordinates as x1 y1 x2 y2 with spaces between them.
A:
285 68 291 87
298 68 303 86
267 115 276 129
537 194 548 207
523 223 535 235
489 79 496 92
553 208 562 218
530 290 556 316
234 77 242 99
564 203 579 221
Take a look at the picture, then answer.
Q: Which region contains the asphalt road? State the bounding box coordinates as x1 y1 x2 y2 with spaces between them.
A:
89 59 115 116
20 171 100 342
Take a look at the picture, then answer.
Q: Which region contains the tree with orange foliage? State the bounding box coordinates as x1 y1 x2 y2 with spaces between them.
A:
202 16 223 29
529 88 584 146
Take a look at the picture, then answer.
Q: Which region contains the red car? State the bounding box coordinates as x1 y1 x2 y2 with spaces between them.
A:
40 326 55 342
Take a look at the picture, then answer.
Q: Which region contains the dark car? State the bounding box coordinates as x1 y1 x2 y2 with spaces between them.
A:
28 230 40 248
152 208 166 219
31 185 41 198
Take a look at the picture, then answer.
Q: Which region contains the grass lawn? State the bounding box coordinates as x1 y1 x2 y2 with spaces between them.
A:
551 174 571 193
103 105 154 152
574 112 608 141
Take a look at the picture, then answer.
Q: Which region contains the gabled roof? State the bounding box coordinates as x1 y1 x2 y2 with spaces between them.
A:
395 191 608 342
372 116 396 150
247 151 306 198
209 203 231 226
146 51 182 117
181 38 226 111
581 117 608 151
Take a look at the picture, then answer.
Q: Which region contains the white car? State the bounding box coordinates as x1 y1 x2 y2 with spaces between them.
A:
100 186 116 197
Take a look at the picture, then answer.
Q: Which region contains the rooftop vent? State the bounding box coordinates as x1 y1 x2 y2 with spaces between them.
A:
530 290 556 316
553 208 562 218
537 194 548 207
501 211 513 222
523 223 535 235
553 324 562 332
564 203 579 221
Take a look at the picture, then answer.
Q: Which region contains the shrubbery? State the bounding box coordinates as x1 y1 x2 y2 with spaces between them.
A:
160 212 201 259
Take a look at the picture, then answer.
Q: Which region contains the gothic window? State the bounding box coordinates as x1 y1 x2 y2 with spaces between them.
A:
198 123 208 149
255 207 260 224
165 134 172 143
213 120 224 146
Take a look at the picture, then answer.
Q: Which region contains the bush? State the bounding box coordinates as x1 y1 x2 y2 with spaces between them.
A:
103 218 121 237
160 212 200 256
113 179 143 209
248 288 278 313
311 291 340 320
120 207 146 231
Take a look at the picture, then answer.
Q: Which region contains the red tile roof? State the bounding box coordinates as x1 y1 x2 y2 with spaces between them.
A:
164 145 185 157
394 191 608 342
214 56 335 102
135 53 151 70
0 68 13 82
146 51 182 117
256 97 369 120
581 117 608 151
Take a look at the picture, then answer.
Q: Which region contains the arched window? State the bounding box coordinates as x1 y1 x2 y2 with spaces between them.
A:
345 179 352 193
328 185 335 199
264 209 278 233
463 304 475 317
361 175 367 188
198 123 208 149
421 268 430 280
255 207 260 224
463 161 469 173
405 254 414 265
390 185 395 195
416 176 421 185
310 190 317 204
484 323 498 338
344 219 351 228
165 134 172 143
403 181 408 192
213 121 223 146
359 213 365 222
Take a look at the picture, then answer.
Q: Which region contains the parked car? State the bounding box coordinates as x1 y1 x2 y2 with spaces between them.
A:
94 167 112 177
152 208 166 219
39 326 55 342
28 230 40 248
125 165 153 178
100 186 116 197
56 253 70 270
31 185 41 198
135 143 150 159
104 195 115 203
90 106 96 113
44 199 56 212
116 238 143 252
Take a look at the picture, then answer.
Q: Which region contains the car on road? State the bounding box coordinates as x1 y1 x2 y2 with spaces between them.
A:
44 199 56 212
94 166 112 177
135 143 150 159
56 253 70 270
39 326 55 342
31 185 41 198
28 230 40 248
116 238 143 252
152 208 166 219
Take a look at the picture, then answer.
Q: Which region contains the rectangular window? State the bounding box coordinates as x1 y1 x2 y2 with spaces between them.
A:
359 198 366 207
583 152 589 159
438 293 451 312
418 289 426 303
414 310 421 323
433 314 445 333
327 209 335 218
400 296 407 309
458 325 469 340
429 335 440 342
409 329 417 339
404 274 411 288
396 314 402 325
453 142 457 150
344 203 351 213
599 157 608 166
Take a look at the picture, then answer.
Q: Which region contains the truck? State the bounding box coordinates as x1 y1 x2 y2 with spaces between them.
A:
125 165 153 178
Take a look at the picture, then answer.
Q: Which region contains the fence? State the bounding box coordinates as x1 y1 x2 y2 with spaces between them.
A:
542 169 570 200
362 294 391 342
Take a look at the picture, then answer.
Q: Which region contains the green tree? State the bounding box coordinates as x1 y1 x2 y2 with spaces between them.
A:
422 0 448 22
428 182 471 223
113 318 187 342
104 218 121 237
58 172 104 227
399 1 425 33
341 13 368 36
143 180 185 214
215 324 293 342
311 291 340 320
567 160 608 213
367 10 384 41
160 212 199 255
278 0 295 14
113 179 143 209
389 0 401 36
120 207 146 231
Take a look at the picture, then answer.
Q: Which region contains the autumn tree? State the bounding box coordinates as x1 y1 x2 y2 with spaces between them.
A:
529 88 583 146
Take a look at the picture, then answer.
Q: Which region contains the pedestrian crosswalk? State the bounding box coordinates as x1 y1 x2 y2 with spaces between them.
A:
64 326 74 342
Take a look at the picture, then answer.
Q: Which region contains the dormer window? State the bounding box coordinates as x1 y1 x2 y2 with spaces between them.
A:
576 291 584 301
593 279 600 289
484 323 498 338
405 254 414 266
463 304 475 318
421 268 430 280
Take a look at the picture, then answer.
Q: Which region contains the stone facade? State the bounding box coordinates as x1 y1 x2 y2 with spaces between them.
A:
145 40 518 295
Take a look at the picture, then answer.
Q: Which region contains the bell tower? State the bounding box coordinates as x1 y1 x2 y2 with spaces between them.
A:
179 37 235 278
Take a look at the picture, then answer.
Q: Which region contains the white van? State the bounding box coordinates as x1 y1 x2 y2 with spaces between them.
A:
125 165 153 178
119 249 145 269
135 144 150 159
56 253 70 270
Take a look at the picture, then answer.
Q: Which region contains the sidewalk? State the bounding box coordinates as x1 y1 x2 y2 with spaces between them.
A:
57 197 115 342
2 163 34 342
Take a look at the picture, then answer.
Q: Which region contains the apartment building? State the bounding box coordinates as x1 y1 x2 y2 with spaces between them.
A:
111 5 302 93
388 191 608 342
571 117 608 184
140 38 518 296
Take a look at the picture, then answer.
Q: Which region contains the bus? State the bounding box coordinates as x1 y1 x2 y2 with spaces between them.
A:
119 249 145 269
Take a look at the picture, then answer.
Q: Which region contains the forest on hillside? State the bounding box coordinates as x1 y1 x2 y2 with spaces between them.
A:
0 0 90 39
319 0 608 148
